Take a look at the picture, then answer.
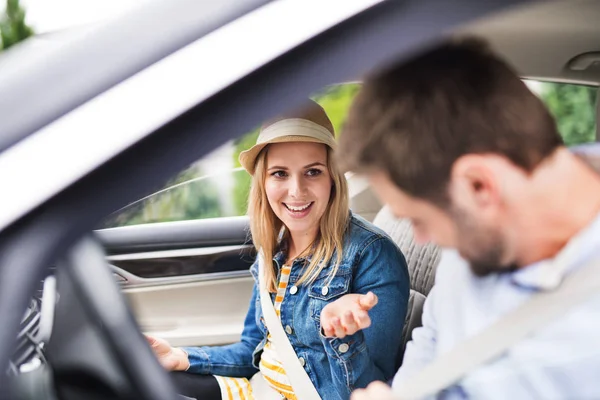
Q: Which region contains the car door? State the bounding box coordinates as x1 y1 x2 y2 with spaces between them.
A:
101 216 255 347
97 164 255 347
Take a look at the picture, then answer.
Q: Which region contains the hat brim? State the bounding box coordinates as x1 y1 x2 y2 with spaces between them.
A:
239 135 335 175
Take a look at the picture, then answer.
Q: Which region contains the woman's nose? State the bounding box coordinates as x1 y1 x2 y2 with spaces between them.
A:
289 175 307 198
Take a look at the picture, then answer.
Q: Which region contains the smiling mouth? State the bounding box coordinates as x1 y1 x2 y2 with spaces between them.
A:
284 202 314 212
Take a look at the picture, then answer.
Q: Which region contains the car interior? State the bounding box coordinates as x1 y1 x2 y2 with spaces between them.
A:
2 0 600 399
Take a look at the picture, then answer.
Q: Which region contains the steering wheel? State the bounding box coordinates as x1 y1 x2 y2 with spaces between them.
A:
63 236 181 400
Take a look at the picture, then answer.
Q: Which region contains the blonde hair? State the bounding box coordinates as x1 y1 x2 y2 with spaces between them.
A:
248 144 350 292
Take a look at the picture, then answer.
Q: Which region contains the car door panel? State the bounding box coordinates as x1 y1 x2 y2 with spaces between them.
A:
108 245 255 282
124 276 253 347
97 217 255 347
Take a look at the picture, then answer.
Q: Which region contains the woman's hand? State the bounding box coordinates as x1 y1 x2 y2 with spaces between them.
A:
145 335 190 371
320 292 378 338
351 381 395 400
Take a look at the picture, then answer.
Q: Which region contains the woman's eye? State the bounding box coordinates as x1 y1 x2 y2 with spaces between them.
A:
306 168 323 177
271 170 287 178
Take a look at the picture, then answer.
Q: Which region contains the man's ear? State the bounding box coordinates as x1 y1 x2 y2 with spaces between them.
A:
450 155 500 208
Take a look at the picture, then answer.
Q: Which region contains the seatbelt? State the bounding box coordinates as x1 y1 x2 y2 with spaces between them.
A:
393 256 600 400
258 254 322 400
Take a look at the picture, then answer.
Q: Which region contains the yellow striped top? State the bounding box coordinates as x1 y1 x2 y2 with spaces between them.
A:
213 264 296 400
258 264 297 400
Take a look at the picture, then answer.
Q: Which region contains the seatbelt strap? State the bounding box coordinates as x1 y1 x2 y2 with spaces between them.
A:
258 254 322 400
393 256 600 399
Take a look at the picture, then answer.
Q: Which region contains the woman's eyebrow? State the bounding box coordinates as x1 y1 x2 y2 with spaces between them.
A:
267 165 288 171
303 162 326 169
267 162 326 171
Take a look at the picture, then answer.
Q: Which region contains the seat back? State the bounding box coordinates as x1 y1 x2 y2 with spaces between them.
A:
372 206 441 369
397 289 426 369
373 206 440 296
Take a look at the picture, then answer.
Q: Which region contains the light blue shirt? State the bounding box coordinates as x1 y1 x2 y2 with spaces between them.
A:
393 212 600 399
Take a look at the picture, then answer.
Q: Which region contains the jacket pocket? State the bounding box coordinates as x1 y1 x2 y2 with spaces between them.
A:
307 268 351 301
308 267 352 322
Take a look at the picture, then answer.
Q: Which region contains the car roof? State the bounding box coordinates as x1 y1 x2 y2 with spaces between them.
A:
460 0 600 85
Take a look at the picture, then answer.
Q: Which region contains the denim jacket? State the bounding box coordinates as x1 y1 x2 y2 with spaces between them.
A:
184 213 409 400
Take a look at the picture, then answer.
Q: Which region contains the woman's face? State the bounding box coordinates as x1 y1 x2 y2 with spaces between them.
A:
264 141 332 240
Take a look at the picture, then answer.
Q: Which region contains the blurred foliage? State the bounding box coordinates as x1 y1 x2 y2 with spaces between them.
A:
0 0 34 51
103 168 223 228
104 81 598 228
313 83 361 137
537 82 597 146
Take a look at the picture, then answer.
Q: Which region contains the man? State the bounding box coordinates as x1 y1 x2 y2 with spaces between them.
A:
337 38 600 399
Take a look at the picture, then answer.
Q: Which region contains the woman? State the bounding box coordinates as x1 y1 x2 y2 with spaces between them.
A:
147 100 409 400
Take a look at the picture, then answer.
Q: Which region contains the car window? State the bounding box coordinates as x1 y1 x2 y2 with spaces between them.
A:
103 80 597 229
102 83 360 228
526 80 597 145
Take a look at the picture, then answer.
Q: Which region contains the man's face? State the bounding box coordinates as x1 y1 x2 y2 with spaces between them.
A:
368 171 514 276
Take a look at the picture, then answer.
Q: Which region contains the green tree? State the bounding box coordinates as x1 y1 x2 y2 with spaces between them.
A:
0 0 34 51
538 82 597 146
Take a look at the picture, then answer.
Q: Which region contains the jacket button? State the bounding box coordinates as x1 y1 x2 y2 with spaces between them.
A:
321 286 329 296
338 343 349 354
285 325 293 335
299 357 306 367
289 286 298 295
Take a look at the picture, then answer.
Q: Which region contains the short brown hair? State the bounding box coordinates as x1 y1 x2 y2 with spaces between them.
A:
339 37 563 206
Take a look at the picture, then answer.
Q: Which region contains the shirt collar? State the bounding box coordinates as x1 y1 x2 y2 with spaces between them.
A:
510 212 600 290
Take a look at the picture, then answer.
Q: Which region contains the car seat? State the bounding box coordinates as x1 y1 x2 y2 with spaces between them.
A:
373 205 441 369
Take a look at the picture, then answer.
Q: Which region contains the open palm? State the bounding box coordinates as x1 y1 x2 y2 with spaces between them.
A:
320 292 378 339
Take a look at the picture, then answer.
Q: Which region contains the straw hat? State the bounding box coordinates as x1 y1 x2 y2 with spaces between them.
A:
239 100 336 175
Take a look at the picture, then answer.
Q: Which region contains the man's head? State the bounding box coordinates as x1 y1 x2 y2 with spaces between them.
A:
340 37 564 276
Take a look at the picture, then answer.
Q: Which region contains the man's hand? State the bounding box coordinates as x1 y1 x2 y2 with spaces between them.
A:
320 292 378 338
146 335 190 371
351 381 395 400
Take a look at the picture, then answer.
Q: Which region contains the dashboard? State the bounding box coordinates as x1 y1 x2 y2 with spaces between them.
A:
8 271 56 399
